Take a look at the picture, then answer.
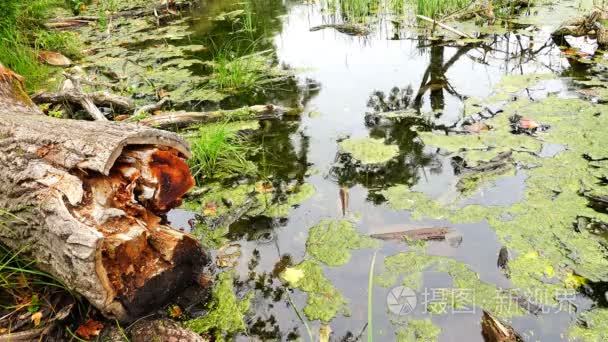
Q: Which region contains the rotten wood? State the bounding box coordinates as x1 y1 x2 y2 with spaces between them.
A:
481 310 523 342
140 104 292 129
370 227 451 241
0 65 207 321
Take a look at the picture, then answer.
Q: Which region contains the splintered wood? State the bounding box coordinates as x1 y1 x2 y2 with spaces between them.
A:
0 65 207 321
73 147 199 317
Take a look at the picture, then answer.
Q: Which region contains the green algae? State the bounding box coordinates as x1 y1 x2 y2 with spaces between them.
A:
386 85 608 338
185 271 252 341
251 183 316 218
396 319 441 342
568 308 608 342
305 219 379 266
338 137 399 165
280 260 349 322
377 252 524 319
380 185 449 220
456 166 516 197
493 73 555 93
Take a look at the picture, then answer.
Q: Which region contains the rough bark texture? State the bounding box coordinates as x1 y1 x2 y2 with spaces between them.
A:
0 65 206 321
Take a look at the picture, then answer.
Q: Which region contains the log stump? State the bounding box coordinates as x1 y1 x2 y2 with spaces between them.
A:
0 65 207 321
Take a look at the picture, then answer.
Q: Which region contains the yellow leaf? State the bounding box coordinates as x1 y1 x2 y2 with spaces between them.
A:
31 312 42 327
281 267 304 286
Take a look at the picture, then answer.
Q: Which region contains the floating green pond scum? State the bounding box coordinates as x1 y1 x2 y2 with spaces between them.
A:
376 76 608 337
396 318 441 342
185 271 252 342
306 219 379 266
339 137 399 165
280 260 350 322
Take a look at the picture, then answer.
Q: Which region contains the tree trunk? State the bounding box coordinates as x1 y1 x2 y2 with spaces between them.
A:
0 65 207 321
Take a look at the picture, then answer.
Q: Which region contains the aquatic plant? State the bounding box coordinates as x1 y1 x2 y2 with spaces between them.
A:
188 122 257 182
185 271 252 341
305 219 379 266
414 0 470 18
280 260 349 322
339 137 399 165
396 319 441 342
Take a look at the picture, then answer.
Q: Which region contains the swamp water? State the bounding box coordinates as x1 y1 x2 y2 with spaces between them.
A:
137 0 608 340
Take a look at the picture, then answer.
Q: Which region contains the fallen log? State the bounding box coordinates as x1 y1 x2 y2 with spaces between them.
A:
481 310 523 342
139 104 292 129
0 65 207 321
370 227 451 241
32 90 134 113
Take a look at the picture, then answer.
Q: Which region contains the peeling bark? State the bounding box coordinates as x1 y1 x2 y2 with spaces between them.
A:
0 65 207 321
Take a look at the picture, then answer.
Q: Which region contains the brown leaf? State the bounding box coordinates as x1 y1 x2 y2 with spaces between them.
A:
518 118 539 130
31 312 43 327
76 319 104 340
464 122 491 133
38 51 72 67
168 305 182 318
256 182 274 193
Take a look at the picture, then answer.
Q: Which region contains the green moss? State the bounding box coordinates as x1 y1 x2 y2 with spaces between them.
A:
339 137 399 165
280 260 349 322
185 271 252 341
396 319 441 342
306 219 379 266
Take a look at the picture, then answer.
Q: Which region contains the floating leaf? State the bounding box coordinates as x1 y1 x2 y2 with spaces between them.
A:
168 305 182 318
281 267 304 286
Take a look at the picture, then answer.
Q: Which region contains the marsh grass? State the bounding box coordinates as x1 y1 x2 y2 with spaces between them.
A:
0 0 80 89
320 0 472 20
188 122 257 182
207 37 289 94
415 0 471 18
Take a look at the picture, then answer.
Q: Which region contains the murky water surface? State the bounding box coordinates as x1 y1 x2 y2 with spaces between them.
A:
166 1 605 340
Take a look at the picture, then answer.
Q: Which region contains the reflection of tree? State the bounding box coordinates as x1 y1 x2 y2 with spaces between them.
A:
413 40 479 113
330 86 439 198
249 119 310 184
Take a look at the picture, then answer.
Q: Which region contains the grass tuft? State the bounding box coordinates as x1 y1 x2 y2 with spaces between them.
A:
0 0 81 90
188 122 257 182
